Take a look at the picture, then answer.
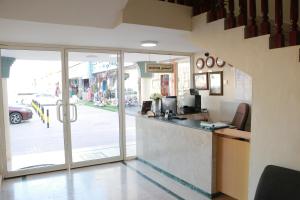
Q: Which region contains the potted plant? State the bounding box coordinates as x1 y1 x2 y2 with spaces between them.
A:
150 93 162 114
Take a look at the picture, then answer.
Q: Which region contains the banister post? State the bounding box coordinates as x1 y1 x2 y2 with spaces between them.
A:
225 0 236 29
289 0 300 46
237 0 247 26
245 0 258 38
207 0 217 22
260 0 271 35
270 0 285 48
217 0 226 19
192 0 201 16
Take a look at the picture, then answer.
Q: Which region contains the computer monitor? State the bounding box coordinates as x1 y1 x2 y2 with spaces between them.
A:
190 88 201 112
190 88 199 95
141 101 152 114
161 96 177 115
195 94 201 112
182 95 195 107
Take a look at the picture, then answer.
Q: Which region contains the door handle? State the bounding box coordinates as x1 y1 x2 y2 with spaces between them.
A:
56 102 63 123
70 104 77 123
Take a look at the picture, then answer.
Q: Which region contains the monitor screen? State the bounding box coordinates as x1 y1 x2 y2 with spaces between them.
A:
161 96 177 115
141 101 152 114
183 95 195 107
195 94 201 112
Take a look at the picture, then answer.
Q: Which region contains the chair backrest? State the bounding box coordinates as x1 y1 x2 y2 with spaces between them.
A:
231 103 249 130
254 165 300 200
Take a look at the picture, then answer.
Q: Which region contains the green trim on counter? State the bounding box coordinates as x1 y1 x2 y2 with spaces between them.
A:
122 161 185 200
136 157 213 199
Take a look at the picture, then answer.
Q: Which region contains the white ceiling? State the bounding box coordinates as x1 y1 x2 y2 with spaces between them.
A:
0 18 201 53
0 0 127 29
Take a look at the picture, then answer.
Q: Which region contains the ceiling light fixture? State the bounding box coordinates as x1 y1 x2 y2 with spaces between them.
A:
141 41 158 47
109 54 117 58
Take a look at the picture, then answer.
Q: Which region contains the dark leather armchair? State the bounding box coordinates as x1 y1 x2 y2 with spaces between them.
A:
254 165 300 200
231 103 249 130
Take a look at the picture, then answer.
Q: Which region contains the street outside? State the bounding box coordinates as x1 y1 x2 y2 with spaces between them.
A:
8 102 137 170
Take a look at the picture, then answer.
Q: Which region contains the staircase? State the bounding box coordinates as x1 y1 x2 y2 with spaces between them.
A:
160 0 300 49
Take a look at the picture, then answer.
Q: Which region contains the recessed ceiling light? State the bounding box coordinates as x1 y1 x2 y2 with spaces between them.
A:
109 54 117 58
86 55 98 58
141 41 158 47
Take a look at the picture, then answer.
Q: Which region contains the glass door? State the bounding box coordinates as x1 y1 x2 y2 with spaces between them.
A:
66 50 122 167
0 48 68 177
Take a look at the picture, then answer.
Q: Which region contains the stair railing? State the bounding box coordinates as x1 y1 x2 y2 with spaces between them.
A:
159 0 300 48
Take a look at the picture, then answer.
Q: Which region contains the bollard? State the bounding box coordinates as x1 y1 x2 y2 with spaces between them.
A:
38 103 40 118
47 109 49 128
42 107 45 123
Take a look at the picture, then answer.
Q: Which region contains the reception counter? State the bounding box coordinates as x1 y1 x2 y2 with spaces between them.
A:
136 115 251 199
136 115 217 198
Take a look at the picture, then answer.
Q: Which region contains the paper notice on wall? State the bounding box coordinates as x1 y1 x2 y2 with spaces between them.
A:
235 68 252 102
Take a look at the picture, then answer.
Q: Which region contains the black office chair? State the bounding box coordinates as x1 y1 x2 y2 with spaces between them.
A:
254 165 300 200
231 103 250 131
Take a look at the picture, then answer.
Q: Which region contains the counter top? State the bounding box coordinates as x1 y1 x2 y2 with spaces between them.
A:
138 115 228 132
214 128 251 141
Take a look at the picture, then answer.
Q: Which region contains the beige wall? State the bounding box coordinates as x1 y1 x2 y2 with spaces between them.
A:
0 0 126 28
123 0 192 31
0 0 193 31
193 53 252 130
190 14 300 199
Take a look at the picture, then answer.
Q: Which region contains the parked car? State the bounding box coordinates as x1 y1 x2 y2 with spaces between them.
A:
32 93 77 106
33 93 60 106
16 93 36 105
9 106 33 124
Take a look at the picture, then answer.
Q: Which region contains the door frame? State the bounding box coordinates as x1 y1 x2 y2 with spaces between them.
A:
0 45 69 178
64 48 124 169
0 46 125 177
0 42 193 178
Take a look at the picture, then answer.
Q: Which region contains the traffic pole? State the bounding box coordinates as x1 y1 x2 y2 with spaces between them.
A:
38 103 40 118
42 107 45 123
47 109 49 128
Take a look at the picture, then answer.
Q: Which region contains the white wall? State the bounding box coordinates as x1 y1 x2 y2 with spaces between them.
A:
190 14 300 200
193 53 252 130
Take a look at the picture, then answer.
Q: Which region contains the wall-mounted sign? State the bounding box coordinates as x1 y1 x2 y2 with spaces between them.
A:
1 57 16 78
146 63 174 73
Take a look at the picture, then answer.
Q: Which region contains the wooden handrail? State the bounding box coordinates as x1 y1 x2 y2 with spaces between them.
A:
159 0 300 49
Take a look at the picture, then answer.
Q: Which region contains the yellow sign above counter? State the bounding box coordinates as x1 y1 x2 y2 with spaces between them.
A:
146 63 174 73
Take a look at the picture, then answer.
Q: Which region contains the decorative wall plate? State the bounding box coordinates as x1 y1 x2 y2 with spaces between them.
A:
216 57 226 67
206 56 215 68
196 58 205 70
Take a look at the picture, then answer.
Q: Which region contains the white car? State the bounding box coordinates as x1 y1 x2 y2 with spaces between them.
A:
16 93 36 105
33 94 60 106
33 93 78 106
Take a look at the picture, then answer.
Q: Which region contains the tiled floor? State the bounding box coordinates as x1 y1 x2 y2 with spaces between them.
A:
0 161 234 200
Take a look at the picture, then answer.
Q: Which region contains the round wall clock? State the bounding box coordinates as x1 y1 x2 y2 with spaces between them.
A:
216 57 226 67
196 58 205 70
206 56 215 68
